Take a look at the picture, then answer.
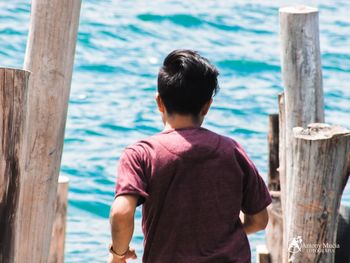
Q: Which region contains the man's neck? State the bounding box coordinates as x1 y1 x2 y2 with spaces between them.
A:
163 113 202 131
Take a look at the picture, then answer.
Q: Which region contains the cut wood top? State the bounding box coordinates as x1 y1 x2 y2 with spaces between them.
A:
279 5 318 14
293 123 350 140
58 175 69 184
0 67 30 73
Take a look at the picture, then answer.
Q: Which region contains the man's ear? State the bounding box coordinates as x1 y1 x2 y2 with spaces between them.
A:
201 98 213 116
156 93 165 113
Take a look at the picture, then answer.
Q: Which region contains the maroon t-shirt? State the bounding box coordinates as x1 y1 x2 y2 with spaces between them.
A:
115 127 272 263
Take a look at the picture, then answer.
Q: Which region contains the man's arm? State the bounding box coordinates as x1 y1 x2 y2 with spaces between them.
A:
240 208 269 235
109 195 138 262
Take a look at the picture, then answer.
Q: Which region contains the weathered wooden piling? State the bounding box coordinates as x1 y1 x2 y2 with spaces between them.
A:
279 6 325 261
265 202 283 263
287 124 350 262
277 93 285 213
0 68 30 263
336 205 350 262
256 244 270 263
267 113 279 191
266 111 283 263
14 0 81 262
49 176 69 263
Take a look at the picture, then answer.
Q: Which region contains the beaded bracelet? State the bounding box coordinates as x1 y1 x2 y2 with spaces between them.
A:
109 244 129 258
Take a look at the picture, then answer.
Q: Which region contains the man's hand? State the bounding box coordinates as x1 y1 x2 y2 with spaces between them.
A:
107 247 137 263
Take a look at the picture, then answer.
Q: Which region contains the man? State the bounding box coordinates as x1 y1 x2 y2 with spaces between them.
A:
108 50 271 263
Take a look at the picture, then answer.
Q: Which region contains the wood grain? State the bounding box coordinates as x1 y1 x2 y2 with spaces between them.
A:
278 92 288 262
287 124 350 263
49 176 69 263
15 1 81 262
266 197 283 263
0 68 30 263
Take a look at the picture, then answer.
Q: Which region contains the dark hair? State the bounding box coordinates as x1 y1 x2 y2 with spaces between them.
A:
157 49 219 117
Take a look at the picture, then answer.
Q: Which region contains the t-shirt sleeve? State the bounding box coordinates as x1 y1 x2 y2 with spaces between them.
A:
234 141 272 215
115 147 149 206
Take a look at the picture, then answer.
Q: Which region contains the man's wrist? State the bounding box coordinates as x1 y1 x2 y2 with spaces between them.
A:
109 244 129 258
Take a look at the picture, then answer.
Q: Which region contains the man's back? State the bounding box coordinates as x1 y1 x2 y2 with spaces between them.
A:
116 127 271 263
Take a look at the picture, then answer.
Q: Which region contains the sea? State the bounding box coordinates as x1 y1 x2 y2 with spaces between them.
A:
0 0 349 262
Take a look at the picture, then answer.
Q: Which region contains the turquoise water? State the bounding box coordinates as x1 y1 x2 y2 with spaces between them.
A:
1 1 349 262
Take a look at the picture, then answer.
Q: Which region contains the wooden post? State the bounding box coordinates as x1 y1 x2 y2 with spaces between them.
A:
265 98 286 263
287 124 350 263
279 5 324 127
49 176 69 263
15 1 81 262
335 205 350 262
0 68 30 263
267 113 279 191
278 93 286 212
279 6 325 260
256 244 271 263
265 109 283 263
266 201 283 263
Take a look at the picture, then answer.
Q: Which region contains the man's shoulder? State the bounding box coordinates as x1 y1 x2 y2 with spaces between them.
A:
123 134 160 156
203 128 239 147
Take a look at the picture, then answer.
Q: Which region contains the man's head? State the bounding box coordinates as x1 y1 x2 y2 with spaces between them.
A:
156 49 219 126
